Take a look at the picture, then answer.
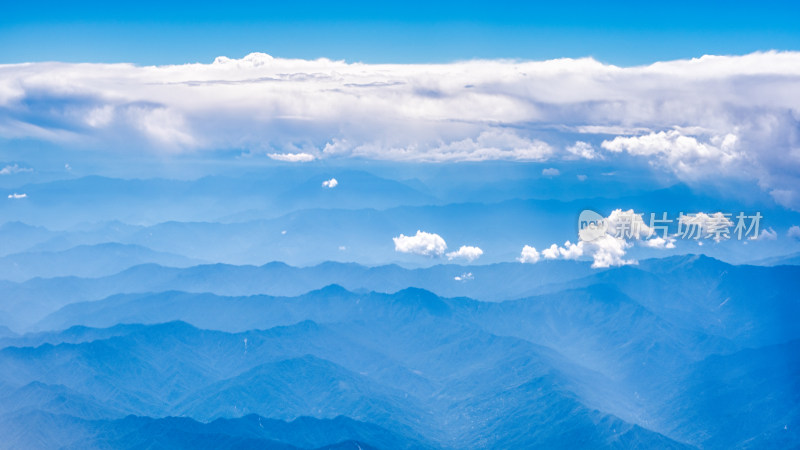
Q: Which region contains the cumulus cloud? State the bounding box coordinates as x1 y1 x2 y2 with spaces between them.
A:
2 52 800 204
788 225 800 240
268 152 315 162
393 230 447 257
641 236 677 249
446 245 483 262
537 209 680 268
540 236 634 269
322 178 338 188
602 130 742 179
7 193 27 199
0 164 32 175
517 245 541 263
754 227 778 241
566 141 602 160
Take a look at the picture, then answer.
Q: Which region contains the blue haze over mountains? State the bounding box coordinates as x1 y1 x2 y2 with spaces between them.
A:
0 160 798 449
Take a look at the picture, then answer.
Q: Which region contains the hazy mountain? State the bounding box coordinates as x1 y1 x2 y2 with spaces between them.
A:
0 221 54 257
751 251 800 266
0 411 407 450
0 260 595 330
532 255 800 347
0 243 200 282
656 339 800 448
1 299 696 448
1 257 797 448
0 171 436 229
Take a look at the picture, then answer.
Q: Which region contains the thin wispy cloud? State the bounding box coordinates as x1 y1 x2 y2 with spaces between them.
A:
0 164 33 175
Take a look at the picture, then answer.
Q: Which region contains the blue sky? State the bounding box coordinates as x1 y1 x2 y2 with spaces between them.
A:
2 0 800 65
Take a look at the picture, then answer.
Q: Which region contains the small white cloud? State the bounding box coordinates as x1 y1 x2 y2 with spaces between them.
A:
0 164 33 175
393 230 447 257
268 152 315 162
641 236 677 249
322 178 338 188
446 245 483 262
281 230 287 235
65 163 72 171
338 245 347 251
789 225 800 240
577 174 588 181
542 167 560 177
754 227 778 241
566 141 602 160
517 245 541 263
7 193 27 199
454 272 474 281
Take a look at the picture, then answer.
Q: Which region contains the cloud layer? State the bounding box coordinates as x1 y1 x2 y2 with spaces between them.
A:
2 52 800 205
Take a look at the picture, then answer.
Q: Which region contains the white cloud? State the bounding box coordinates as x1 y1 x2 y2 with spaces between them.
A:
0 164 32 175
393 230 447 257
577 174 588 181
641 236 677 249
754 227 778 241
517 245 541 263
602 130 743 180
322 178 338 188
7 193 27 199
542 168 560 177
566 141 602 160
268 152 315 162
788 225 800 240
540 209 682 268
541 243 561 260
2 52 800 204
539 236 635 268
323 129 553 162
454 272 474 281
542 236 635 268
446 245 483 262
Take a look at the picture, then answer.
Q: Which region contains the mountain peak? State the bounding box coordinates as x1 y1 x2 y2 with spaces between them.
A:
309 284 353 296
390 287 451 316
